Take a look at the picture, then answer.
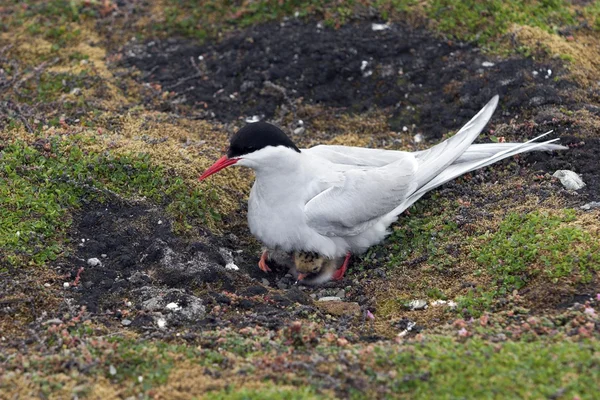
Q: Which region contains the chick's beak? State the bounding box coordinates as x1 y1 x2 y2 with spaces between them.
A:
199 155 239 181
297 273 307 281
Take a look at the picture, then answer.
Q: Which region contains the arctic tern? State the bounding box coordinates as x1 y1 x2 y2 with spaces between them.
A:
200 96 566 283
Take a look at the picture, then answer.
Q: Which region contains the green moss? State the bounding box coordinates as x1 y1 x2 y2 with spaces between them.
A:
17 72 88 104
474 210 600 294
367 196 462 271
428 0 577 47
375 337 600 399
0 135 219 269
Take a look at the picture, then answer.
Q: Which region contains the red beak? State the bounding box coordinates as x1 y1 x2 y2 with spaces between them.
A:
297 273 307 281
199 155 239 181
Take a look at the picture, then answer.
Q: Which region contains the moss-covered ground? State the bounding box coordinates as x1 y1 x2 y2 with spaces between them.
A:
1 1 600 398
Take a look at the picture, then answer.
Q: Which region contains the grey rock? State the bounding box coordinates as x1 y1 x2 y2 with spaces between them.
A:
87 257 102 267
580 201 600 211
136 286 205 322
121 319 132 326
553 170 586 190
407 299 428 310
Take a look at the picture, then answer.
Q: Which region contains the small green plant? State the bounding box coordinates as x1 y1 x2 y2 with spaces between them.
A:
474 210 600 293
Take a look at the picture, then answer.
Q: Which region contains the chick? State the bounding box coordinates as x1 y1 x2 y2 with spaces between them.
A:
293 251 346 284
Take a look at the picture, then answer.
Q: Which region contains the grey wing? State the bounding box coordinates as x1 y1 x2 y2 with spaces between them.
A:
304 154 419 237
304 145 409 167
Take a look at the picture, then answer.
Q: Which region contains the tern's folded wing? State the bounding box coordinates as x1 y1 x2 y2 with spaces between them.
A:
304 155 418 237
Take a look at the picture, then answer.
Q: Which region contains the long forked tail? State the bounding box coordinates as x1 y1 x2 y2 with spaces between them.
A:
390 97 567 216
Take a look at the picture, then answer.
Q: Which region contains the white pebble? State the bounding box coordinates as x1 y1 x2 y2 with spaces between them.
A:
481 61 495 67
532 71 538 76
165 302 181 311
413 133 424 144
138 376 144 383
245 115 260 123
156 317 167 329
87 258 101 267
318 296 342 302
407 299 428 310
402 126 408 132
44 283 51 288
371 23 390 31
109 365 117 376
63 282 70 288
360 60 368 71
225 262 239 271
553 170 586 190
157 220 163 225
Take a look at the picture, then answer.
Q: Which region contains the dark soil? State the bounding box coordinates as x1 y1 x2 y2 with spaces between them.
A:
526 136 600 200
122 20 576 138
57 200 368 336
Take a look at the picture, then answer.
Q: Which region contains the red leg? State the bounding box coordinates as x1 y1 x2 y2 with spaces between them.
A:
258 250 271 273
332 252 351 280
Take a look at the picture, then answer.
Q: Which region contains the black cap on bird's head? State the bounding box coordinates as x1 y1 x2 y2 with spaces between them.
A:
227 121 300 158
199 121 300 180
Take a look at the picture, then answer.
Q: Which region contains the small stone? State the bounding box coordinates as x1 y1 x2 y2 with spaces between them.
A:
276 282 288 290
371 23 390 31
481 61 495 67
225 262 239 271
553 170 586 190
44 283 51 288
165 302 181 311
70 87 82 96
43 318 63 325
407 300 428 310
318 296 342 302
121 319 132 326
413 133 423 144
580 202 600 211
156 317 167 329
101 254 107 258
138 376 144 383
335 289 346 298
157 220 163 225
87 258 101 267
293 127 305 135
109 365 117 376
245 115 260 123
284 273 293 278
261 278 270 286
63 282 70 288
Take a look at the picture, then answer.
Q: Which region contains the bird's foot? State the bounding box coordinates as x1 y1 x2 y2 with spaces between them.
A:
258 250 271 273
331 252 351 280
